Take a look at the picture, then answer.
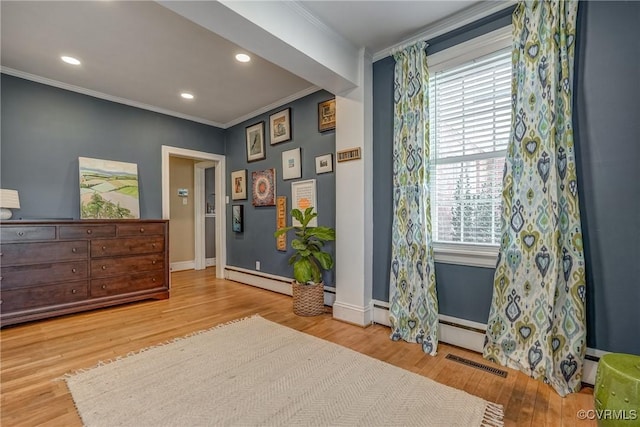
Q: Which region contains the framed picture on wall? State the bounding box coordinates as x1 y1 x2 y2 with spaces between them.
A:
281 147 301 180
252 168 276 206
315 154 333 174
245 121 266 162
269 108 292 145
291 179 317 227
232 205 243 233
231 169 247 200
318 98 336 132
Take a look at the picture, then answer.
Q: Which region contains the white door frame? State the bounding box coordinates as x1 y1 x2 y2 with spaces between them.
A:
162 145 226 279
194 161 215 271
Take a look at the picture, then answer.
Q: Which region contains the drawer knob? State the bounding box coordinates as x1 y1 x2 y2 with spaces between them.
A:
152 243 156 248
17 231 24 236
86 229 92 234
102 246 106 251
72 248 77 253
72 268 77 273
71 289 77 294
101 265 107 270
152 278 156 282
140 227 145 233
101 284 107 289
152 260 157 265
0 252 3 257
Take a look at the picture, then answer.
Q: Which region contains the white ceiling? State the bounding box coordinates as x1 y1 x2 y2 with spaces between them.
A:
1 1 487 128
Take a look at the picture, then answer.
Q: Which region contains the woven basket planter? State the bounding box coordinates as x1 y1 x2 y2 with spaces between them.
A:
292 281 325 317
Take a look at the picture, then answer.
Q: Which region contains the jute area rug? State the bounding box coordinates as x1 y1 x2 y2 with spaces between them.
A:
65 316 504 426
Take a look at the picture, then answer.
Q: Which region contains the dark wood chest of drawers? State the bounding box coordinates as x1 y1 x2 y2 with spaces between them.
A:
0 220 169 326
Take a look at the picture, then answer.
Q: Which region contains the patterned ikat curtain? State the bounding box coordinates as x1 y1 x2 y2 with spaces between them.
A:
484 0 586 396
388 41 439 356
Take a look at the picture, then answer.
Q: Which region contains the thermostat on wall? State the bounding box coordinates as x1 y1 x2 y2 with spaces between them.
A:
178 189 188 197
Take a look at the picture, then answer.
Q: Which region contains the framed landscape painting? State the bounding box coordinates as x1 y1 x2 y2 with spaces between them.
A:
79 157 140 219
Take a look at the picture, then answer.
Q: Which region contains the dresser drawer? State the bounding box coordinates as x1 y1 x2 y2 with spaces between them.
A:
59 225 116 239
91 271 165 297
117 223 165 237
1 241 88 266
91 237 164 257
91 254 164 278
1 281 88 311
1 261 88 289
0 226 56 242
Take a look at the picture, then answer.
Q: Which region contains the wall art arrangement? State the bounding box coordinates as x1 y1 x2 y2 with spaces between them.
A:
232 205 244 233
269 108 292 145
231 169 247 200
276 196 287 251
315 154 333 174
246 121 266 162
291 179 317 226
337 147 361 162
318 98 336 132
78 156 140 219
252 168 276 207
282 147 302 180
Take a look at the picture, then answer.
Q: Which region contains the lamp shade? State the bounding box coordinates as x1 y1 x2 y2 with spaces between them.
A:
0 189 20 209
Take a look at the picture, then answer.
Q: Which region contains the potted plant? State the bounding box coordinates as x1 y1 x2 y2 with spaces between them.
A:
274 207 335 316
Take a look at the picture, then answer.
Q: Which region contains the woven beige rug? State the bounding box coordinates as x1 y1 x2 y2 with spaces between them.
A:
65 316 504 426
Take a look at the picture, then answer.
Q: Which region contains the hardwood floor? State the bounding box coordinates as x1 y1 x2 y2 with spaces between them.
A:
1 269 596 426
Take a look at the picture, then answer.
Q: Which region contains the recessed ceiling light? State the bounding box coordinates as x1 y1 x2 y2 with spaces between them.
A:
61 56 81 66
181 92 194 100
235 53 251 63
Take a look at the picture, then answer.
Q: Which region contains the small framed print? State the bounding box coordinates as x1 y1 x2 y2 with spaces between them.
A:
269 108 292 145
245 121 266 162
231 169 247 200
318 98 336 132
252 168 276 207
315 154 333 174
232 205 243 233
282 147 301 180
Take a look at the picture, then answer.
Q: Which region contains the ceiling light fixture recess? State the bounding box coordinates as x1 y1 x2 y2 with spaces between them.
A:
235 53 251 63
180 92 194 100
61 56 81 66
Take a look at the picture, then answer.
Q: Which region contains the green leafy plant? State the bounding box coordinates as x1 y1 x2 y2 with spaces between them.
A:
274 207 335 284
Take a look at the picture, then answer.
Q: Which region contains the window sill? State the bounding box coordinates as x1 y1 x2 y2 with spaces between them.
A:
433 242 498 269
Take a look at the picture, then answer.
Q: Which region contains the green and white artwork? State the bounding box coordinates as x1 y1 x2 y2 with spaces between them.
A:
79 157 140 219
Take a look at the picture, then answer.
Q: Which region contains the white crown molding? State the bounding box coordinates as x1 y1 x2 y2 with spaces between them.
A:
285 1 358 52
1 67 226 129
372 0 514 62
222 84 320 128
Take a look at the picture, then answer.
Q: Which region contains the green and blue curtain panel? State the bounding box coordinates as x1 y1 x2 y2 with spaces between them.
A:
389 41 439 356
484 0 586 396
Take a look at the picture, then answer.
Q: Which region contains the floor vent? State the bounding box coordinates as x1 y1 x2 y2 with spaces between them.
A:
445 354 508 378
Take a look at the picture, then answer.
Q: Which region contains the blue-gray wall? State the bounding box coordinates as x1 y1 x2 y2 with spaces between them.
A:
372 1 640 354
225 90 336 284
1 74 225 219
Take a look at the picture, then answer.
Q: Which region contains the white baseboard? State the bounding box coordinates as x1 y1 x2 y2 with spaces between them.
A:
332 301 373 327
371 301 602 385
224 266 336 305
170 260 195 272
206 258 216 267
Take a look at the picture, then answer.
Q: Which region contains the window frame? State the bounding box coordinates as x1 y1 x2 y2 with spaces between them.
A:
427 25 512 268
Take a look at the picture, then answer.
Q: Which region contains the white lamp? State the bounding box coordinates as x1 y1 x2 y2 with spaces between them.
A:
0 189 20 220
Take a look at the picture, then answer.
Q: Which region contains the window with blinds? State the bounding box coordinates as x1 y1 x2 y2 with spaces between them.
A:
429 47 511 245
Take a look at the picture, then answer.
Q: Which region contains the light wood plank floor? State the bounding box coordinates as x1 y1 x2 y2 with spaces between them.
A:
1 269 596 426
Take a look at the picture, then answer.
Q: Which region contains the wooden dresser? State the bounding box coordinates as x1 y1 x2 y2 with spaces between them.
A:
0 219 169 327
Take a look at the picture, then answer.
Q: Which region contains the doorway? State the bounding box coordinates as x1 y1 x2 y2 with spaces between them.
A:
162 145 226 279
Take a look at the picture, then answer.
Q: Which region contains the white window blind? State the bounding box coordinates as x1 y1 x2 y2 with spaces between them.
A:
429 47 511 245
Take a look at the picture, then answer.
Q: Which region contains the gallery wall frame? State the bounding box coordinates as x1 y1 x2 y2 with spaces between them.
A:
231 169 247 200
245 121 266 162
282 147 302 180
318 98 336 132
291 179 317 227
315 154 333 174
232 205 243 233
269 108 292 145
252 168 276 207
